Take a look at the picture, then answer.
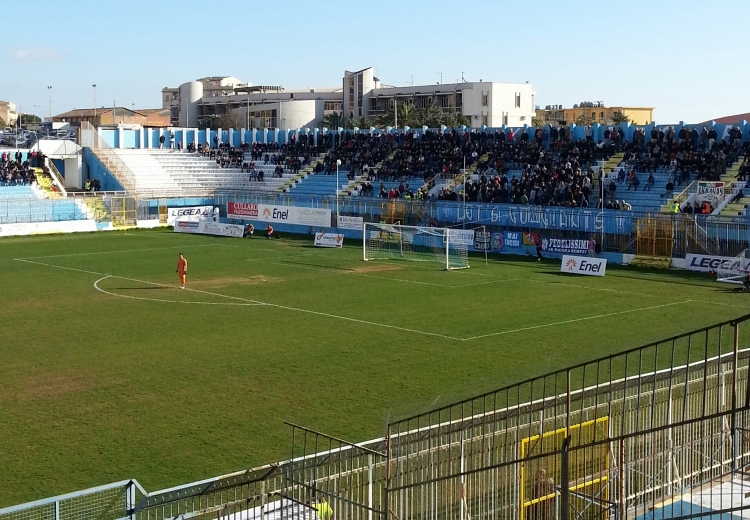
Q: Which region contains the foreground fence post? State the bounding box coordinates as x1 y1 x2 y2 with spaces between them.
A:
560 435 571 520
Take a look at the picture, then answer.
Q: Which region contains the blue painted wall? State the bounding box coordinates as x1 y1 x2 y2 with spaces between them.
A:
83 148 125 191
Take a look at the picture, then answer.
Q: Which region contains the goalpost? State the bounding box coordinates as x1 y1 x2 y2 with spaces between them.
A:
362 223 471 270
716 249 750 284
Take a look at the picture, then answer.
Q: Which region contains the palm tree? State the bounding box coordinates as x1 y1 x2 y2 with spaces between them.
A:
322 112 343 129
378 101 418 128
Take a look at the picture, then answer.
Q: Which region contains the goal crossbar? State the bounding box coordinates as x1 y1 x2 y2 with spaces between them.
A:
362 223 470 270
716 248 750 284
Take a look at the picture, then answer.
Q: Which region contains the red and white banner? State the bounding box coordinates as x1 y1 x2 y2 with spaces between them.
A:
227 202 331 227
314 232 344 248
227 202 258 219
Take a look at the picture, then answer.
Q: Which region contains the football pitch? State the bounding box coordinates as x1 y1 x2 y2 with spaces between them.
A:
2 228 749 506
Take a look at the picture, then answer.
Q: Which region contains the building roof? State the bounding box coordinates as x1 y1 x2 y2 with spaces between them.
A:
701 112 750 125
54 107 166 118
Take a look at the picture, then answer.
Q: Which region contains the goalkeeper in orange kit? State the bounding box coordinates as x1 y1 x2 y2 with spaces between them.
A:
176 253 188 289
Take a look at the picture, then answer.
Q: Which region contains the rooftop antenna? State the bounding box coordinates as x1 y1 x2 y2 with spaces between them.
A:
409 75 413 87
461 72 466 83
436 72 442 85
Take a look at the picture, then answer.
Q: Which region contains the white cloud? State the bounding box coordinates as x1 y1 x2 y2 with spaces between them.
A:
5 47 63 63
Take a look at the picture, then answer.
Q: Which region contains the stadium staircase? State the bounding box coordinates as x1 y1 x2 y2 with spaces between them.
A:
342 151 397 195
278 155 325 193
718 155 749 216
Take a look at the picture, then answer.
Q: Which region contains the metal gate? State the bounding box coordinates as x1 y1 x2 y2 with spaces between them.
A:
636 215 674 257
109 197 137 227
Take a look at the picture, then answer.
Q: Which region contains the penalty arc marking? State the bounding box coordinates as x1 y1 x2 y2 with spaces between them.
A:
93 276 267 306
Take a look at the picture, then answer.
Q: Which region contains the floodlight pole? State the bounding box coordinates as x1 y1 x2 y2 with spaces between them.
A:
336 159 341 227
93 84 97 125
600 169 605 253
463 155 466 230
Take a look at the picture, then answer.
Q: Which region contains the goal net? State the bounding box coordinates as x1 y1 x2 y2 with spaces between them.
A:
363 223 470 270
716 249 750 284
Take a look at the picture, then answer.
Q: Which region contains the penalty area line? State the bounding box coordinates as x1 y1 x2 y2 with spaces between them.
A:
17 258 457 341
461 300 693 341
15 243 225 260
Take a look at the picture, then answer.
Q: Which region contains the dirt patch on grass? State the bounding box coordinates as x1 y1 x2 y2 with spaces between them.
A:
350 264 404 274
6 373 93 401
191 275 284 288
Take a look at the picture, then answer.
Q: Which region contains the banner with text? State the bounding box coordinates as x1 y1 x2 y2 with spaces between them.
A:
697 182 725 202
685 254 750 273
314 232 344 248
445 229 475 246
337 215 364 230
543 238 590 255
173 220 244 238
561 255 607 276
167 206 217 225
227 202 331 227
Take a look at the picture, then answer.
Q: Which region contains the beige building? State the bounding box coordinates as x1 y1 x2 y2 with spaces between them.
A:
53 107 171 127
162 76 250 109
536 103 654 126
0 100 18 127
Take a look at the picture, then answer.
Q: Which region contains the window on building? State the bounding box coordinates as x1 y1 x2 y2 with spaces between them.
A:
515 93 521 108
601 112 605 119
482 93 488 107
503 112 508 126
482 115 488 126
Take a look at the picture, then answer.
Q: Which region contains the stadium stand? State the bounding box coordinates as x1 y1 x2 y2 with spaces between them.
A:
0 150 94 224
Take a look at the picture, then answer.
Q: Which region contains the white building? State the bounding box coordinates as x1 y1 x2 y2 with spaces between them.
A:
162 76 251 109
0 100 18 127
167 68 534 130
344 67 536 127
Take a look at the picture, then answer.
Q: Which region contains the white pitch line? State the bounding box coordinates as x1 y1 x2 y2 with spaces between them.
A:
16 258 456 341
94 276 265 306
264 260 517 288
460 300 694 341
16 243 224 260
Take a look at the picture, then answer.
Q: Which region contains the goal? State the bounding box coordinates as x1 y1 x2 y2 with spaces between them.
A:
716 249 750 284
363 223 470 270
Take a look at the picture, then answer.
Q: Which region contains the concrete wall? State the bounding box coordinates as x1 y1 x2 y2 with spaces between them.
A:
93 118 750 151
179 82 203 128
82 149 125 191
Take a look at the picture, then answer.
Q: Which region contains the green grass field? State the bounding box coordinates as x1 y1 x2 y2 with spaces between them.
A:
2 228 749 507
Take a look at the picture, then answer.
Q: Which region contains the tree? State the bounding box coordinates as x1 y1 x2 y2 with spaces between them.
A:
20 114 41 124
218 113 240 129
574 114 595 126
0 117 5 130
377 101 418 128
611 111 631 124
322 112 343 129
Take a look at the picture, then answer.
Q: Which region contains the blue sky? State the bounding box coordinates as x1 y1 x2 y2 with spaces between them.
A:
2 0 747 124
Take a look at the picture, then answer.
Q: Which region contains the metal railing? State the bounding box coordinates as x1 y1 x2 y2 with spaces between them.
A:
0 481 144 520
5 316 750 520
80 122 137 195
0 199 89 224
45 159 67 196
385 314 750 520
